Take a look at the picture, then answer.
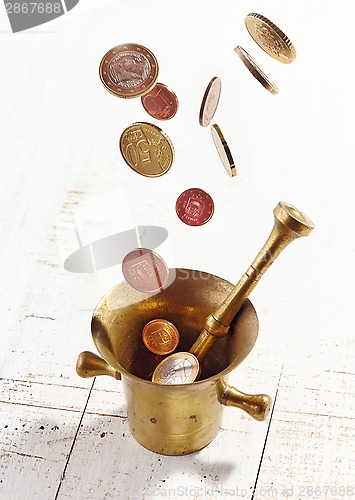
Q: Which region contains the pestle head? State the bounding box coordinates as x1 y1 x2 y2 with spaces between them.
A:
274 202 315 238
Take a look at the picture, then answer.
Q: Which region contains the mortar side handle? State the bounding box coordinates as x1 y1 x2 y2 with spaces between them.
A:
219 380 272 421
76 351 121 380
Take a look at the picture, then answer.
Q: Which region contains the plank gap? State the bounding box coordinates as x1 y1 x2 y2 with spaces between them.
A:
251 363 284 500
54 378 95 500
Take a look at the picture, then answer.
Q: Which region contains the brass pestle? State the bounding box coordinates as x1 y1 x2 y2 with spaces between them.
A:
188 201 315 362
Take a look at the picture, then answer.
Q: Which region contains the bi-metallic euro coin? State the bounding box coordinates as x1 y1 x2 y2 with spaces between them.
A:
152 352 200 385
99 43 159 98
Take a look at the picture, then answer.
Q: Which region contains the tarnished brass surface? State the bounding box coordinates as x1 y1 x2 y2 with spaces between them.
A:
76 201 314 454
218 380 271 421
189 202 314 361
77 268 268 455
76 351 121 380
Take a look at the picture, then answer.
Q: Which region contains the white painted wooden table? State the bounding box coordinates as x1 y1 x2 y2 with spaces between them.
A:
0 1 354 499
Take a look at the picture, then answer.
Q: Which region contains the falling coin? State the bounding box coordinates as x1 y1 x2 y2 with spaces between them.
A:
199 77 222 127
142 319 180 355
234 46 278 95
122 248 168 293
176 188 214 226
245 13 296 64
99 43 159 98
141 83 178 120
152 352 200 385
119 122 175 177
211 124 236 177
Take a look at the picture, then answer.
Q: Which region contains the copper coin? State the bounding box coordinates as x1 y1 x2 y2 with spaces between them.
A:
175 188 214 226
99 43 159 99
141 83 178 120
142 319 180 355
122 248 168 293
152 352 200 385
199 77 222 127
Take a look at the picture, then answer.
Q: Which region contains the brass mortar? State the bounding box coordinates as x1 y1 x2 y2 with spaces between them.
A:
77 201 314 455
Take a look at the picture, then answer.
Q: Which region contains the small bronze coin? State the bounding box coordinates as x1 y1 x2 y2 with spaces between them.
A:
175 188 214 226
99 43 159 98
234 46 278 95
119 122 174 177
142 319 180 355
122 248 168 293
152 352 200 385
141 83 178 120
245 13 296 64
211 124 236 177
199 77 222 127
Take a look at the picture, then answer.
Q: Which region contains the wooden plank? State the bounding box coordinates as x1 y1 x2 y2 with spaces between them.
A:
0 400 87 500
55 411 267 500
254 297 355 495
0 378 89 414
254 412 355 497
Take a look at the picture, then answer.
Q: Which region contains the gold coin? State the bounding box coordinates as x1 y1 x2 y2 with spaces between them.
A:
142 319 180 355
245 13 296 64
234 46 278 95
99 43 159 98
119 122 174 177
211 124 236 177
152 352 200 385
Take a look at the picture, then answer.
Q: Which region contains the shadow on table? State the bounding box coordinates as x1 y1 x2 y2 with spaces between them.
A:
57 408 237 499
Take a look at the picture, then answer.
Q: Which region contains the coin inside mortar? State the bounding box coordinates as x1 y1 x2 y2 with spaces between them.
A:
142 319 180 355
152 352 200 385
